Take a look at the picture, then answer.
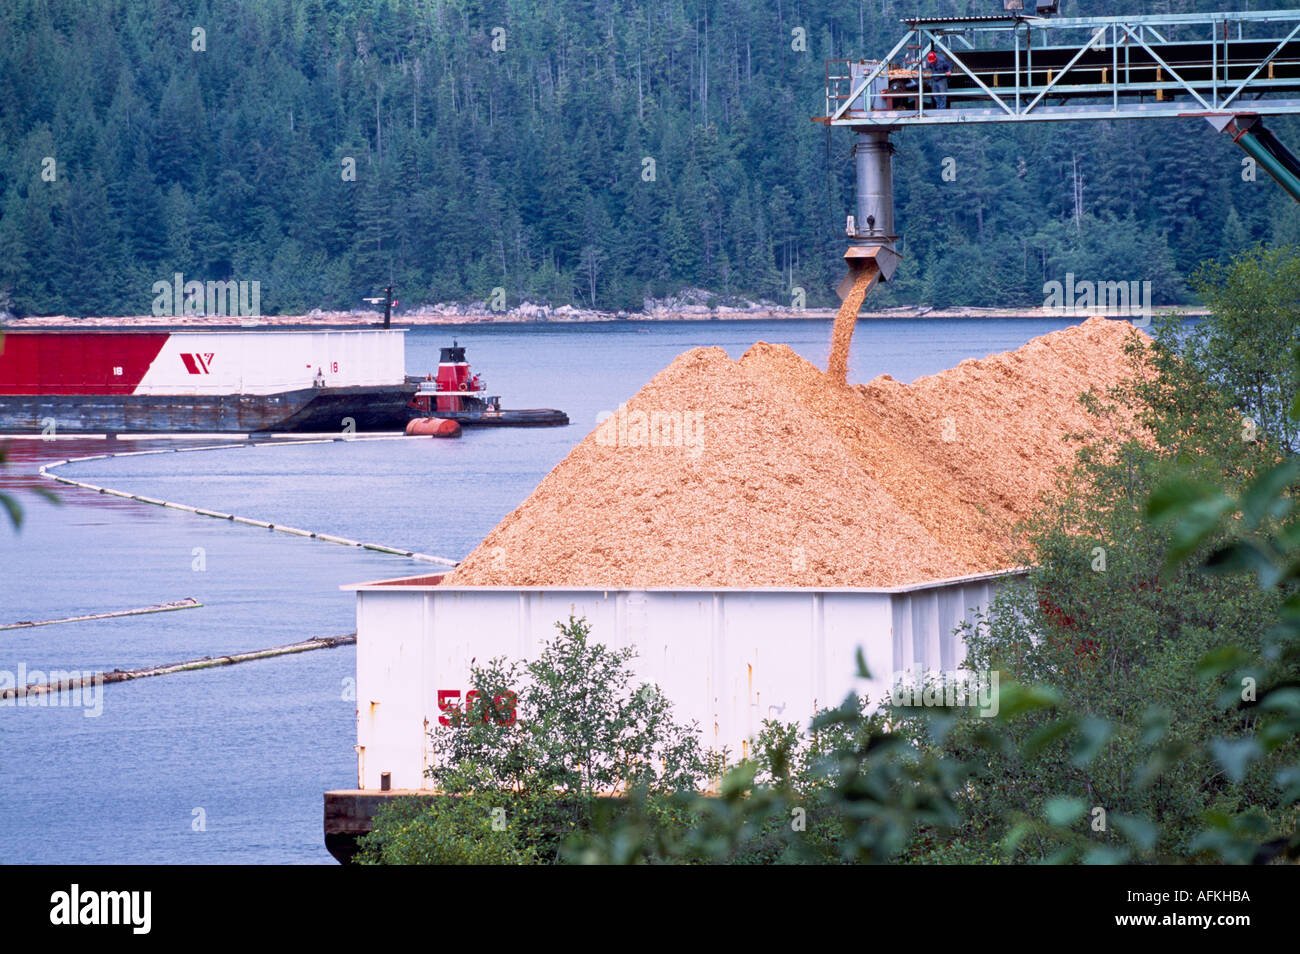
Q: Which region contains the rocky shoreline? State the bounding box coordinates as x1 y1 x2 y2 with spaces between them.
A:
2 287 1205 328
3 304 1206 328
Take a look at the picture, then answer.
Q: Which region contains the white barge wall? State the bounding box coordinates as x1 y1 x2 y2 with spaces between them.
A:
135 329 406 395
346 570 1021 791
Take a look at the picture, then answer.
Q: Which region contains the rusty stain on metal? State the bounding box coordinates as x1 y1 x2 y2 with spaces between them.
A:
422 717 431 779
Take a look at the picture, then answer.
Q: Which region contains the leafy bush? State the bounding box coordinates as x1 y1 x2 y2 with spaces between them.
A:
363 615 710 864
430 615 710 798
355 795 536 865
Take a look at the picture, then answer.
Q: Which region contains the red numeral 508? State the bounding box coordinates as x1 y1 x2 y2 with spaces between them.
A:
436 689 516 727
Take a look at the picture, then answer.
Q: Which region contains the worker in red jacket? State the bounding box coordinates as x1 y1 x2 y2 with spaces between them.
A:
927 50 952 109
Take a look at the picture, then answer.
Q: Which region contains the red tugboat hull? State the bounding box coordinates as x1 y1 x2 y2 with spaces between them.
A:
406 342 569 428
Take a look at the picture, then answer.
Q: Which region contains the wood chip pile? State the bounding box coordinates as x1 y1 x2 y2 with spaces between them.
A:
445 317 1147 588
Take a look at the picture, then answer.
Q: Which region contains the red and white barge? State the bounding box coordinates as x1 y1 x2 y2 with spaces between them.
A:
0 328 568 434
0 328 413 433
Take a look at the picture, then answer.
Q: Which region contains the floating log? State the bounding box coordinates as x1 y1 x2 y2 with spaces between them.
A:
1 633 357 700
0 597 203 631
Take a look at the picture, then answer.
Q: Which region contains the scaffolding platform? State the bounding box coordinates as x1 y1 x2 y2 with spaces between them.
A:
823 10 1300 127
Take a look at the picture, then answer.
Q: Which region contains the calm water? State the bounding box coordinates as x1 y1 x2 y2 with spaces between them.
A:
0 317 1077 863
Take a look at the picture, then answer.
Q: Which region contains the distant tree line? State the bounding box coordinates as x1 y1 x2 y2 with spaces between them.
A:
1 0 1296 317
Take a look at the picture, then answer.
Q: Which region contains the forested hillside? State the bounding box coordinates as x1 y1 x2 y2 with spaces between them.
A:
1 0 1296 316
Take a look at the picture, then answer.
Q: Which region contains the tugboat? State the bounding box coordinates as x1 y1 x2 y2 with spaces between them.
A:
406 342 568 428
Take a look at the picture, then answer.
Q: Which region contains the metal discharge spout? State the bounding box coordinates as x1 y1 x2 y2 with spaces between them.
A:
854 130 896 244
829 129 902 383
1209 114 1300 206
837 129 902 301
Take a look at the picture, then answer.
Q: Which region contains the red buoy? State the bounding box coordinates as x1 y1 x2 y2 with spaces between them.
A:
405 417 462 438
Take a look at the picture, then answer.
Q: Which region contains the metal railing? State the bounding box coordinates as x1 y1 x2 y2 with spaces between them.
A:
824 9 1300 127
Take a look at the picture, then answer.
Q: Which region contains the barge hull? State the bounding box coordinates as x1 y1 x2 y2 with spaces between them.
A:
436 408 570 427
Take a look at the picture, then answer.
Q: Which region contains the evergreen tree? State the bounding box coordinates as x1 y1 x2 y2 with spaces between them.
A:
0 0 1293 316
59 172 116 316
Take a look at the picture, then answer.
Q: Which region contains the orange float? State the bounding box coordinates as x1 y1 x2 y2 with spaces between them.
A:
405 417 462 438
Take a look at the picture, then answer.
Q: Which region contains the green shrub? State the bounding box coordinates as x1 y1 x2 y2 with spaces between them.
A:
355 794 536 866
363 616 710 864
